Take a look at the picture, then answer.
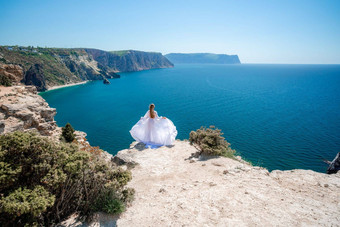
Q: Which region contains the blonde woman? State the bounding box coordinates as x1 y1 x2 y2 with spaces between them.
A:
130 104 177 146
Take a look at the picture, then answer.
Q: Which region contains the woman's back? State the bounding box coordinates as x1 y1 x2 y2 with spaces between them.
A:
130 104 177 146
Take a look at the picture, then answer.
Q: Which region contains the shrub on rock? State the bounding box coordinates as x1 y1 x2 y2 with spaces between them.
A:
189 126 236 158
0 74 12 86
61 122 75 142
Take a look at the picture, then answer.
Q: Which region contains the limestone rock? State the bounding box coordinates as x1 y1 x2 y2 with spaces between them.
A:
25 85 37 94
0 63 24 84
3 116 24 133
112 148 139 168
39 107 56 122
0 86 57 136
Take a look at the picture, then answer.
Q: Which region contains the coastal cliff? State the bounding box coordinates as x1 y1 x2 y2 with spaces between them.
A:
165 53 241 64
1 86 339 226
0 46 173 91
86 49 174 72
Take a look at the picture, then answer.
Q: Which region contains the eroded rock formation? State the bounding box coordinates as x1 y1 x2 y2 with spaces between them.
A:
0 86 56 135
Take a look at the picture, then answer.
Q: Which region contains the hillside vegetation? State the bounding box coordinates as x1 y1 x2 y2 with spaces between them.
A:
0 131 134 226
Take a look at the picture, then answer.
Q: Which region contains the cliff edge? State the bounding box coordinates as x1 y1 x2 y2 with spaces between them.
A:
110 141 340 226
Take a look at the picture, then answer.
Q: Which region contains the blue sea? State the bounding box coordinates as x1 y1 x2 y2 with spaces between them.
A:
40 64 340 173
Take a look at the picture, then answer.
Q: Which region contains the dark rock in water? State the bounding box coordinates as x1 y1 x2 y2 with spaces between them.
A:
325 152 340 174
22 64 47 91
103 78 110 84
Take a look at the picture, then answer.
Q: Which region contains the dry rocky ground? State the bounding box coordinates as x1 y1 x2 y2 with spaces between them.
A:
110 141 340 227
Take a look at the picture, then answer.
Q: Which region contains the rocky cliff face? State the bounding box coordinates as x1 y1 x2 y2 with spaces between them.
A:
0 46 173 91
165 53 241 64
22 64 47 91
85 49 174 72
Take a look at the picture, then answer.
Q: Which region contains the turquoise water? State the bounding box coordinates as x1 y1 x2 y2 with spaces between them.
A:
40 64 340 172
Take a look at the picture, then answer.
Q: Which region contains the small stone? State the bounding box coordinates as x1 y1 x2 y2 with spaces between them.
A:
212 162 222 166
223 170 229 174
0 112 5 120
159 188 166 193
202 164 206 166
236 156 242 161
189 160 195 163
324 184 329 188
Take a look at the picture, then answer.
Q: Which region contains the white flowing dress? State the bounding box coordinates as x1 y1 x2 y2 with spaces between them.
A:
130 110 177 146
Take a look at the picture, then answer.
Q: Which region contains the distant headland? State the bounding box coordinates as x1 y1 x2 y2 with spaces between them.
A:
165 53 241 64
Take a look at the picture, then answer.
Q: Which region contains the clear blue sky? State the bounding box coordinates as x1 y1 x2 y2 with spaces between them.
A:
0 0 339 64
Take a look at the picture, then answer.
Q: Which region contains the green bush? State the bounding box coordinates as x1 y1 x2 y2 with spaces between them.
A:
61 122 75 142
0 186 55 218
0 131 133 226
0 74 12 86
189 126 236 158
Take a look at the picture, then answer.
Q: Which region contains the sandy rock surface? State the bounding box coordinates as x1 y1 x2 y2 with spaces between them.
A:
112 141 340 227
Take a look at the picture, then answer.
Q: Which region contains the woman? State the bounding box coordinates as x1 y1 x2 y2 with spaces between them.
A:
130 104 177 146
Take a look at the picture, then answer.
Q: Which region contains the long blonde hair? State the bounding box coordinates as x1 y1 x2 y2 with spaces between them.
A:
149 103 155 118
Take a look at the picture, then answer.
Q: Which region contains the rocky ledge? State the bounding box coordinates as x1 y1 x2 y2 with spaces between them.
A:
0 86 89 141
109 141 340 226
0 86 58 136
